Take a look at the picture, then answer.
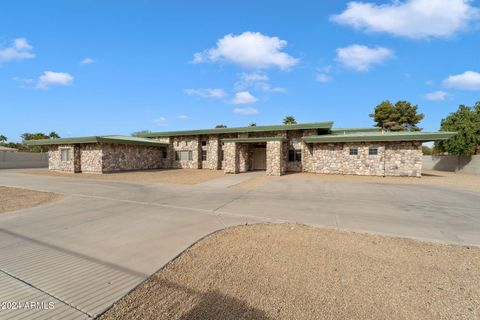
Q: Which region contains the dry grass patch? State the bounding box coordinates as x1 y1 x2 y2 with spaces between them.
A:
285 169 480 192
0 186 60 213
100 224 480 320
230 175 278 190
19 168 225 185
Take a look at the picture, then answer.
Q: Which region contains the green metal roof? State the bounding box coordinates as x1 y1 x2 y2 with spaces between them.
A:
222 137 287 143
330 127 382 134
24 135 169 147
141 122 334 137
303 131 457 143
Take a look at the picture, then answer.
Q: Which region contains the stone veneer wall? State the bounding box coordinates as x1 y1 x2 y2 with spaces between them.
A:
223 142 238 174
385 142 422 177
266 140 285 176
238 143 250 173
171 136 200 169
48 145 80 173
286 130 303 172
101 144 165 172
202 135 220 170
304 141 422 177
80 144 103 173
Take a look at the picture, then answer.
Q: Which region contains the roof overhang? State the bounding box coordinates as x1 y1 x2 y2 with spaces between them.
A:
24 135 169 147
221 137 287 143
303 132 457 144
141 122 333 138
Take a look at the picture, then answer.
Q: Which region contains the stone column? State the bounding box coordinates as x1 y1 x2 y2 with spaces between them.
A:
205 135 220 170
223 142 238 174
238 143 249 173
266 140 284 176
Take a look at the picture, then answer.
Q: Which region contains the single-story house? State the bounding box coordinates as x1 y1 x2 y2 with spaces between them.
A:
25 122 456 177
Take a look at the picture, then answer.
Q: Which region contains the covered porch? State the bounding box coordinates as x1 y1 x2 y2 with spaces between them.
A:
222 137 287 176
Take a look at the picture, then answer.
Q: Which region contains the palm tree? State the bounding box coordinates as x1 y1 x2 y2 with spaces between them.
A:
0 135 7 144
249 123 257 126
283 116 297 125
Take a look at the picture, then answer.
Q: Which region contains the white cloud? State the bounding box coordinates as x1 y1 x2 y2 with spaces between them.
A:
331 0 479 39
153 117 168 126
231 91 258 105
184 88 227 99
233 107 259 115
316 73 332 82
443 71 480 90
424 90 449 101
80 58 95 65
234 72 286 93
425 80 434 86
178 114 190 119
0 38 35 63
36 71 74 89
192 32 298 70
336 45 394 71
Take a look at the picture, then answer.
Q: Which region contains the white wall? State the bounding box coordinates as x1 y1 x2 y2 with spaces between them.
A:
0 151 48 169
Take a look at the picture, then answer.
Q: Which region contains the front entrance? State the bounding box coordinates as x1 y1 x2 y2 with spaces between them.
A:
252 146 266 170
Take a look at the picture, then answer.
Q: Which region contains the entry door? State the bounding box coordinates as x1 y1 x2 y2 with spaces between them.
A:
253 147 267 170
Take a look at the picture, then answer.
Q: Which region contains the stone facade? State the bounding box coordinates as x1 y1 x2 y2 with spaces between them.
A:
47 129 424 177
266 140 285 176
171 136 200 169
305 141 422 177
48 143 166 173
201 135 221 170
223 142 238 174
48 145 80 173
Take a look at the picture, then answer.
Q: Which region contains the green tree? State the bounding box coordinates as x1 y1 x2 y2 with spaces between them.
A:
369 100 424 131
21 132 61 152
435 102 480 155
0 135 7 144
422 145 432 155
249 123 257 126
215 124 227 128
131 130 152 137
283 116 297 125
49 131 60 139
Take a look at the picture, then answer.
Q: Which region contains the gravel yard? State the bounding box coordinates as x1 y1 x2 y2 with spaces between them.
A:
20 168 225 185
100 224 480 320
0 186 60 213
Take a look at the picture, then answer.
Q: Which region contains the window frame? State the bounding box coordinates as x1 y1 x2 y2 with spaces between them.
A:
368 147 378 156
60 148 71 162
349 147 358 156
288 149 302 162
201 150 207 161
175 150 193 161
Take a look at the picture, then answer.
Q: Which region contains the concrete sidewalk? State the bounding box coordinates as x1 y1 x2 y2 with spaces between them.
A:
0 170 479 319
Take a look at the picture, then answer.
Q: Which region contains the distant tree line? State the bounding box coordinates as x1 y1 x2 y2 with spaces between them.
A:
0 131 60 153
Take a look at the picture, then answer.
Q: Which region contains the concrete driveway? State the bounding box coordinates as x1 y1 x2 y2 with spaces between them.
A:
0 170 479 319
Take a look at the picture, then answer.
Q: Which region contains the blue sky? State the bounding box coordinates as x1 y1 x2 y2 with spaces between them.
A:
1 0 480 142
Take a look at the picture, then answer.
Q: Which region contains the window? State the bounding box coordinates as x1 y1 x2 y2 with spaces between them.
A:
175 151 193 161
369 147 378 155
162 150 167 159
220 150 224 161
201 140 207 146
288 149 302 162
349 148 358 155
202 150 207 161
60 149 71 162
